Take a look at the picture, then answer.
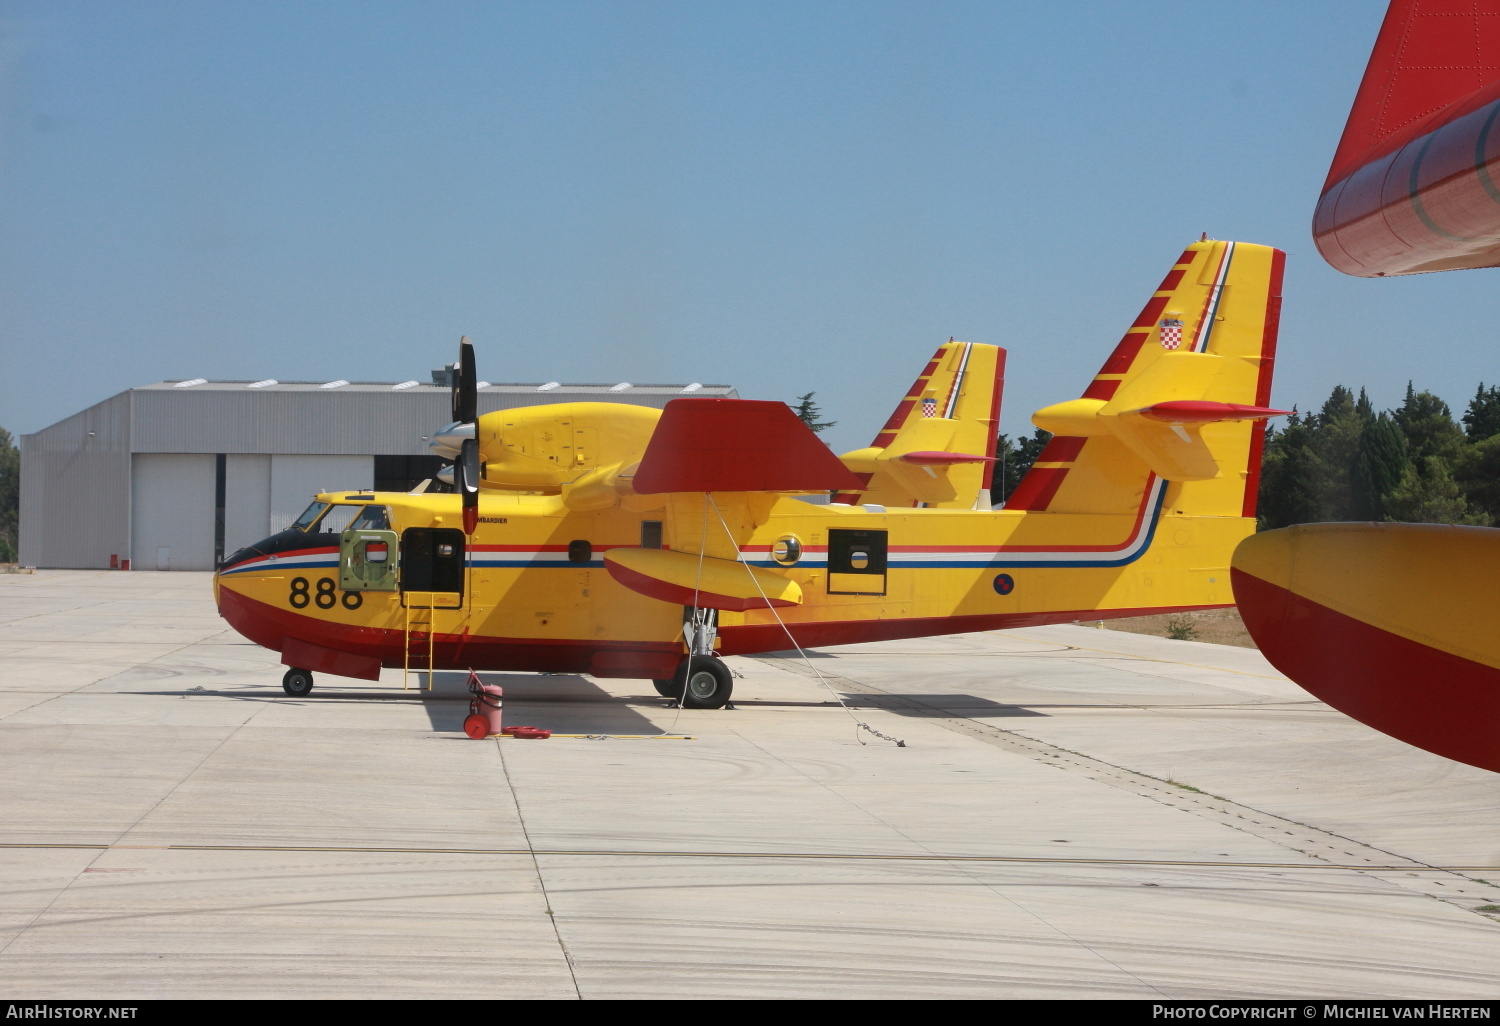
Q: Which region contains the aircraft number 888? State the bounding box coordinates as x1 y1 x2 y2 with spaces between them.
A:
289 577 361 611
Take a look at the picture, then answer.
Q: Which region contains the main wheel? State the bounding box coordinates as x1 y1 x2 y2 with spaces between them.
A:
652 679 678 698
671 656 733 710
463 713 492 740
282 667 314 696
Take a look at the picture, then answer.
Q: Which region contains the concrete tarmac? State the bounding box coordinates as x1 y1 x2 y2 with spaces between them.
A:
1 570 1498 999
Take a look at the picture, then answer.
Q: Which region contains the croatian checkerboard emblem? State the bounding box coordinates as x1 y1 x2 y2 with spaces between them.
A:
921 397 938 418
1158 318 1184 350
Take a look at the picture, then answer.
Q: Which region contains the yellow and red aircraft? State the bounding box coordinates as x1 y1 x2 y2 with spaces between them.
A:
1233 0 1500 774
215 239 1285 722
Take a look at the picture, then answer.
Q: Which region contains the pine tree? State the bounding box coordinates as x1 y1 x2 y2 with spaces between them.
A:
1461 383 1500 441
1310 384 1366 520
1257 413 1326 529
990 429 1051 505
792 393 834 434
1394 384 1467 464
1382 455 1489 525
1457 433 1500 520
1352 413 1408 521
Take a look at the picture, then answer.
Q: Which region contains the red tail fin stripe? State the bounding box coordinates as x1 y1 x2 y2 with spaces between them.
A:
1129 295 1171 330
1156 268 1187 292
1004 466 1068 511
1100 331 1152 375
1034 435 1087 464
1082 378 1122 400
1242 247 1287 518
982 348 1007 493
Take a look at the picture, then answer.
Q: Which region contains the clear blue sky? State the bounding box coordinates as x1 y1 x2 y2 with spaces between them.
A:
4 0 1494 456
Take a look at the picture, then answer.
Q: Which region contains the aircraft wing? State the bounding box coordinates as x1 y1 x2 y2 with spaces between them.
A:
604 547 802 611
628 398 862 494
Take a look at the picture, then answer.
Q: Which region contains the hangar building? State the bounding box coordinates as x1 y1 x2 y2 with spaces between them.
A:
19 375 736 571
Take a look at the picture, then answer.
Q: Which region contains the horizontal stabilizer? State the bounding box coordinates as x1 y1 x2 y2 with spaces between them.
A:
896 451 997 466
1032 350 1288 483
605 547 802 611
1137 401 1289 424
631 398 862 494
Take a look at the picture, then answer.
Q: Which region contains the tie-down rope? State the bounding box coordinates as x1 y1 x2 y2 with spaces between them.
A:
705 495 905 747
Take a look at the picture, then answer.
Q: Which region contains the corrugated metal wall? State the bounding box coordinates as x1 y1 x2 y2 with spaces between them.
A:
19 393 132 569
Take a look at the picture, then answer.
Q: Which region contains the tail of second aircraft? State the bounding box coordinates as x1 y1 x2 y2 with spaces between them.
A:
835 340 1006 509
1006 239 1286 524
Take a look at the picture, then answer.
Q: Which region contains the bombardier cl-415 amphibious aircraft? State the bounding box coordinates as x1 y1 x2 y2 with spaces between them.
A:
215 238 1285 715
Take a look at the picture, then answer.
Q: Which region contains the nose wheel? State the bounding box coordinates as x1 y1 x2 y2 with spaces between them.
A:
661 655 733 709
282 667 314 696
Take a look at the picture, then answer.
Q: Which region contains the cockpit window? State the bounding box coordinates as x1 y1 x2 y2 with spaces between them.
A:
314 505 362 534
351 505 391 531
291 501 328 532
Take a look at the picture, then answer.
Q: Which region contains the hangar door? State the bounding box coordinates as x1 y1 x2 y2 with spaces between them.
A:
131 454 216 571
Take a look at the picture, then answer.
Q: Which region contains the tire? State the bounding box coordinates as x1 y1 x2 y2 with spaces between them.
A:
463 713 492 740
282 667 314 696
671 656 733 710
652 678 679 698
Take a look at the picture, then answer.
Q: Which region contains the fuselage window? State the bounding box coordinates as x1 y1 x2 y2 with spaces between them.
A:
291 501 329 532
312 505 361 535
351 505 392 531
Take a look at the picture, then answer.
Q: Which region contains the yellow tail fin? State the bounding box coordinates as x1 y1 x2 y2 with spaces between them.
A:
835 340 1005 509
1008 240 1285 518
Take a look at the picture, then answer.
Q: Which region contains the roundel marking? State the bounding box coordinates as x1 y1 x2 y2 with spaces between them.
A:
993 573 1015 596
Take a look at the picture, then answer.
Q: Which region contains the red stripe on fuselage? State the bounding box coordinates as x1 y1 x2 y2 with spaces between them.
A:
720 602 1230 656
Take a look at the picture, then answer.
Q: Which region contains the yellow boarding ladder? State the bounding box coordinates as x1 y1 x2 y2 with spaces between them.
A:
402 592 457 691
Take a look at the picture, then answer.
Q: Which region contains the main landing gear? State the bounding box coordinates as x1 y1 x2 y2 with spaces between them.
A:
282 667 314 696
653 655 733 709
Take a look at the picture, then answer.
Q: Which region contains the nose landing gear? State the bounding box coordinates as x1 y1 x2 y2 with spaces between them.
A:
282 667 314 696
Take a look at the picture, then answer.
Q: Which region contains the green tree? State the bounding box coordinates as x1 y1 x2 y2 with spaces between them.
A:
1352 412 1409 521
990 428 1051 505
1257 413 1326 529
1456 433 1500 521
1394 383 1467 464
0 428 16 564
1309 384 1367 520
792 392 835 434
1462 383 1500 441
1382 455 1489 525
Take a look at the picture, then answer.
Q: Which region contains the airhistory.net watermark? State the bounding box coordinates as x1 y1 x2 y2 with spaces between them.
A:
5 1008 137 1019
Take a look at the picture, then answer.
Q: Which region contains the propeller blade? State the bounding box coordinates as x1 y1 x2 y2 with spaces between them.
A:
452 336 477 425
458 437 480 534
